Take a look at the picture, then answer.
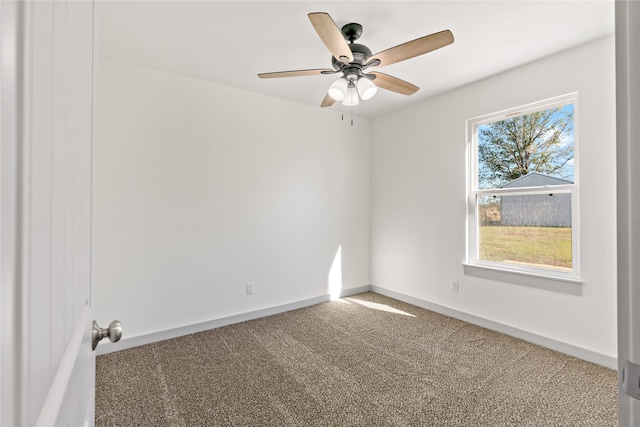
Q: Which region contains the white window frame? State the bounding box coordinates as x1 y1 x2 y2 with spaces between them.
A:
465 93 580 281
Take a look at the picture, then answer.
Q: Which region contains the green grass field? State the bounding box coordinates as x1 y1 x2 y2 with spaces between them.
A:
479 226 572 270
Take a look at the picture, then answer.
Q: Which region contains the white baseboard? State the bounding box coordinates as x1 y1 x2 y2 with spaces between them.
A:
98 284 617 370
339 284 372 297
96 285 371 356
370 285 617 370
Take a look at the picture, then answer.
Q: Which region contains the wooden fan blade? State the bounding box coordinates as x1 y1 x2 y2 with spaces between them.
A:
308 12 354 64
369 72 419 95
369 30 454 67
258 68 334 79
321 93 336 107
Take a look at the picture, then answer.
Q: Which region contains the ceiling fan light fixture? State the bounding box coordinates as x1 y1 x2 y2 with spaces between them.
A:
356 77 377 100
343 85 359 106
328 77 348 101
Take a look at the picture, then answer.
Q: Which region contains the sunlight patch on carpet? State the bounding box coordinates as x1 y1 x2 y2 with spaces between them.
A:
345 298 416 317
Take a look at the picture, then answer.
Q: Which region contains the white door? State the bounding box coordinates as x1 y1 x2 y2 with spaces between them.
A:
1 1 101 426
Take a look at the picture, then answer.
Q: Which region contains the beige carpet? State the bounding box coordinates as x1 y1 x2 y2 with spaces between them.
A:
96 292 617 426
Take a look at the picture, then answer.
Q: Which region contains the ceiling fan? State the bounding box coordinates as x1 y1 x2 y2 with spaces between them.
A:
258 12 454 107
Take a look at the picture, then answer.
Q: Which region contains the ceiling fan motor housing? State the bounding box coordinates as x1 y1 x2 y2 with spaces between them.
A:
331 41 373 81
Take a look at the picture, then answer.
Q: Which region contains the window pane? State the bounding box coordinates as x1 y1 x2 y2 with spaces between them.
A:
477 104 574 190
477 195 572 271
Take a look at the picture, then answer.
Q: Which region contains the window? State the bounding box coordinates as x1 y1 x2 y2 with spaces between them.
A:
466 94 579 280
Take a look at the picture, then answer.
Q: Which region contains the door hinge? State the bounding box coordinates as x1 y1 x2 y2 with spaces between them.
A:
622 360 640 400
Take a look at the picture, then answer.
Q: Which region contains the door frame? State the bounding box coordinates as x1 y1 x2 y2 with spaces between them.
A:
616 0 640 425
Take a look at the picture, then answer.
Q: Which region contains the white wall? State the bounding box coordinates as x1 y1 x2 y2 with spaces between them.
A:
93 58 371 339
94 36 618 362
371 36 617 360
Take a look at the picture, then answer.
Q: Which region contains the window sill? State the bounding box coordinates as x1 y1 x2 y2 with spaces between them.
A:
463 263 584 295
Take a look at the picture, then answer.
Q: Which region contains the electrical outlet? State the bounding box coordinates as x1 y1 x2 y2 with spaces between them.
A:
246 282 254 295
450 280 459 292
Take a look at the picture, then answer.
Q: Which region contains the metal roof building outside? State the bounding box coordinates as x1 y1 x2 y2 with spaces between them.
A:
500 172 573 227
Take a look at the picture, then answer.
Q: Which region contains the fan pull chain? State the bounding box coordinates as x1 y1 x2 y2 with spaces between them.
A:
338 105 353 126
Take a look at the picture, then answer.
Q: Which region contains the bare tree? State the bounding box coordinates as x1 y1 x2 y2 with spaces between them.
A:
478 107 574 188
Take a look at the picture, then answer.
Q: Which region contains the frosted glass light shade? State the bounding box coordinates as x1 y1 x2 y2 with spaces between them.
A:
357 77 377 100
342 86 359 106
328 78 348 101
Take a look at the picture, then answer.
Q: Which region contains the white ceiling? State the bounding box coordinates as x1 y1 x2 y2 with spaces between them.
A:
96 1 615 118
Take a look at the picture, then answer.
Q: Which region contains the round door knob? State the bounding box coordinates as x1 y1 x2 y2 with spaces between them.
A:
107 320 122 343
92 320 123 350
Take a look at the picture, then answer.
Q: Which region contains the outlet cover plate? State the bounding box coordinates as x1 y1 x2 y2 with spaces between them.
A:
450 280 459 292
